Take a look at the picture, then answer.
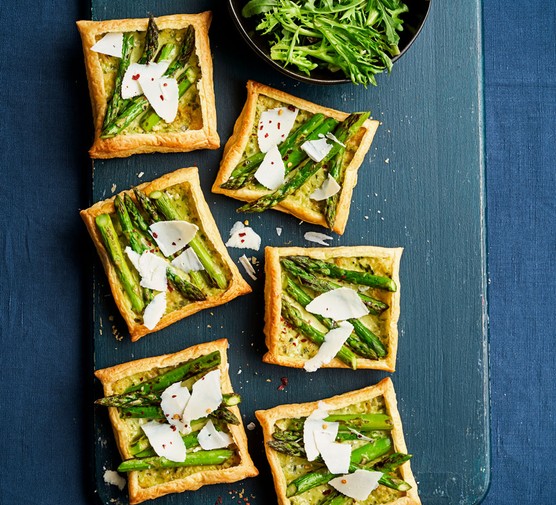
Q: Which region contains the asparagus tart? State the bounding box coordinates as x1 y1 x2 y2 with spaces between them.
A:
263 246 402 372
77 13 219 158
212 81 379 234
255 378 420 505
80 167 251 341
95 339 258 504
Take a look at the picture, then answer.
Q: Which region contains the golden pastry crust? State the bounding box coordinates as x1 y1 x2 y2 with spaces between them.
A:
76 13 219 158
212 81 379 234
95 339 258 504
263 246 402 371
80 167 251 341
255 378 420 505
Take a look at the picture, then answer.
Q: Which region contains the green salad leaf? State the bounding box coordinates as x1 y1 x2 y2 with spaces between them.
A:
242 0 408 85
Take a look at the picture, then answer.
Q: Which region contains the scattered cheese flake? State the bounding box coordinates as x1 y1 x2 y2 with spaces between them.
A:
136 251 168 291
329 470 383 500
304 231 333 246
257 107 298 153
161 382 191 433
182 370 222 430
306 288 369 321
254 145 286 190
198 420 233 450
103 470 126 490
347 428 374 441
171 248 205 273
121 61 169 99
309 175 341 201
149 220 198 257
304 321 354 372
225 221 261 250
239 254 257 280
139 75 179 123
303 402 332 461
91 33 123 58
301 137 333 162
142 421 186 462
326 132 346 147
315 430 351 474
138 171 144 178
247 422 256 431
143 292 167 329
276 227 282 236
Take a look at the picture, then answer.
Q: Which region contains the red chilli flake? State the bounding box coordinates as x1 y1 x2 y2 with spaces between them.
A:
160 95 165 101
152 232 158 238
132 74 140 81
264 133 269 138
163 82 168 87
277 377 288 391
215 498 223 505
239 232 246 237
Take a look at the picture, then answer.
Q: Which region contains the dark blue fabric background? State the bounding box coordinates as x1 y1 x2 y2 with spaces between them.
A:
0 1 554 504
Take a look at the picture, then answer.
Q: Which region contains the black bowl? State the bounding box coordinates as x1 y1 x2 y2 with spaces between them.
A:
228 0 432 85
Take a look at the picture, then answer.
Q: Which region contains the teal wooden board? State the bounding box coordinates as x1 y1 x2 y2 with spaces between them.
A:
89 1 489 504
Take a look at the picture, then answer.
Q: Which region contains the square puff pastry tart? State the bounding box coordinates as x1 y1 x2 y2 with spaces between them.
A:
255 378 420 505
81 167 251 341
95 339 259 504
212 81 379 234
77 13 219 158
263 246 402 372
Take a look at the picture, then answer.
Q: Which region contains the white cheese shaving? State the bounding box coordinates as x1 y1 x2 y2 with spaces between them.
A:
304 321 354 372
347 427 373 441
149 220 198 257
302 402 333 462
329 470 383 501
309 174 341 201
161 382 191 433
276 227 282 236
182 369 222 430
103 470 126 490
142 421 186 462
247 422 256 431
125 248 168 292
254 145 286 190
304 231 334 246
171 248 205 273
91 33 123 58
198 420 233 450
138 75 179 123
225 221 261 250
305 288 369 321
121 61 169 99
315 431 351 474
239 254 257 280
143 292 167 330
301 137 333 162
326 132 346 147
257 107 299 153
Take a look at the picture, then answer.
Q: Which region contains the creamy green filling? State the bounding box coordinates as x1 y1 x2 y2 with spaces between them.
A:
97 28 202 135
275 397 404 504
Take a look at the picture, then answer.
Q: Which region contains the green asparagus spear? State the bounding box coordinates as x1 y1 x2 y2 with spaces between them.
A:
268 439 307 458
237 113 369 213
125 351 221 394
319 491 346 505
210 406 240 426
124 193 150 233
323 147 346 229
134 188 162 223
142 15 160 64
95 391 160 408
120 405 163 419
149 190 228 289
281 258 388 315
118 449 233 472
95 214 144 313
325 414 392 430
290 256 398 292
220 113 329 190
165 25 195 76
102 33 134 129
281 298 357 370
166 268 206 301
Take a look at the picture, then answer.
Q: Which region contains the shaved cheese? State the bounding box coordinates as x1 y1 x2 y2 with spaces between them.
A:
161 382 191 433
125 247 141 271
347 427 374 441
304 231 333 246
257 107 298 153
143 292 167 329
142 421 186 462
225 221 261 250
315 432 351 474
182 369 222 430
254 145 285 190
139 75 179 123
310 174 341 201
198 420 233 450
303 402 333 461
306 288 369 321
329 470 383 500
301 137 333 162
149 220 198 257
121 61 169 99
103 470 126 490
276 227 282 236
171 248 205 273
326 132 346 147
91 33 123 58
125 248 168 291
239 254 257 280
304 321 354 372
